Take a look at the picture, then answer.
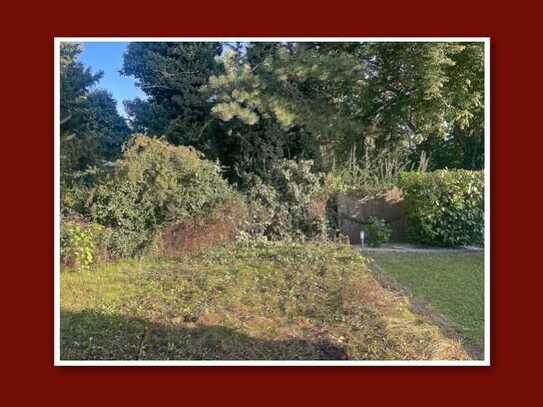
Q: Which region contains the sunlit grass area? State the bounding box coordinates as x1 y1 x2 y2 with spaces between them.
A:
368 252 484 352
60 242 469 361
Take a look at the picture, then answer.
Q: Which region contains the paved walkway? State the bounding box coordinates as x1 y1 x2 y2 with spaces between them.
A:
353 243 484 254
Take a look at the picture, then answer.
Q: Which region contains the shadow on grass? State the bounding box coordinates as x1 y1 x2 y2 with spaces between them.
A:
60 310 348 361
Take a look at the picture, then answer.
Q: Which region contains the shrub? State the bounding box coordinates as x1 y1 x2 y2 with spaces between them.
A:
365 216 392 247
245 159 330 240
399 170 484 247
245 176 280 237
98 227 151 259
159 196 247 257
86 135 244 257
60 163 114 218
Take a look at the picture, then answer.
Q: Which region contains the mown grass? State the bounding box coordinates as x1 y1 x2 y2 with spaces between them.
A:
368 252 484 353
61 241 469 361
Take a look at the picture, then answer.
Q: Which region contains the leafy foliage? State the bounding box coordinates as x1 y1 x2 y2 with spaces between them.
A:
411 42 485 171
120 41 485 184
207 42 485 168
245 160 329 240
60 43 103 124
206 44 363 152
61 41 486 253
87 135 243 256
220 119 320 185
365 217 392 247
60 221 103 271
122 42 321 184
413 132 484 171
399 170 484 246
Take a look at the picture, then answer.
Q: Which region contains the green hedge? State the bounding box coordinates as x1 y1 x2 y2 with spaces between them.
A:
399 170 484 247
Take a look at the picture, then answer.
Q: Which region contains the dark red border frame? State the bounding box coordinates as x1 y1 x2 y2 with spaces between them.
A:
4 0 538 403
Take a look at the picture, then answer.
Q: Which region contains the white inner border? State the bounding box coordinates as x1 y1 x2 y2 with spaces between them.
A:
54 37 491 367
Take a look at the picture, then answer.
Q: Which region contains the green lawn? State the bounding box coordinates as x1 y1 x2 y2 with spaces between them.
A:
368 252 484 352
60 242 469 361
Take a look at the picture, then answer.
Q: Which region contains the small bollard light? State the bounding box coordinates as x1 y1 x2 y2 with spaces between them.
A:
360 231 365 248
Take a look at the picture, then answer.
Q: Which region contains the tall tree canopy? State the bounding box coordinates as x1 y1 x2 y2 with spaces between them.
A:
121 42 320 184
122 42 223 146
119 41 485 178
60 43 130 178
207 42 485 168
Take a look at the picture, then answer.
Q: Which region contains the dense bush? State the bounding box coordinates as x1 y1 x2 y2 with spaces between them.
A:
365 217 392 247
83 135 244 257
399 170 484 247
245 159 331 240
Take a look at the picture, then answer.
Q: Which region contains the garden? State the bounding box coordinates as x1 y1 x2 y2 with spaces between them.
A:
59 41 486 361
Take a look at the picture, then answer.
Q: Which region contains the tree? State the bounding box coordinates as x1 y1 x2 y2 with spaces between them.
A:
122 42 223 146
122 42 321 184
121 41 484 177
60 43 130 178
206 43 364 154
60 43 102 126
207 42 485 168
360 42 485 169
80 89 132 163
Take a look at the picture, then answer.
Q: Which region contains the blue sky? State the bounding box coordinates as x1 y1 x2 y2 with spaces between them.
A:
80 42 146 116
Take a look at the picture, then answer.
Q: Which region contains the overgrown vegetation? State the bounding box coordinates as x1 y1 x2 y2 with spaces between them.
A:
61 135 246 262
333 147 419 195
61 42 485 251
245 159 331 240
59 41 486 361
399 170 484 246
61 242 468 360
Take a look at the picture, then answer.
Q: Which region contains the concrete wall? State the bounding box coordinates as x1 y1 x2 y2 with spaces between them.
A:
337 188 408 243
